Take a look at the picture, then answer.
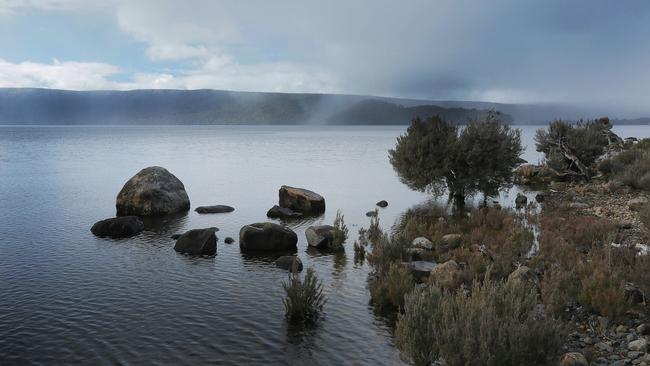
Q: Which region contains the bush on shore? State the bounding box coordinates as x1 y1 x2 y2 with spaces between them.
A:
396 277 565 366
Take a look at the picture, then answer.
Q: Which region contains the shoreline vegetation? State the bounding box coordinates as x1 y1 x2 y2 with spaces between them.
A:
88 115 650 365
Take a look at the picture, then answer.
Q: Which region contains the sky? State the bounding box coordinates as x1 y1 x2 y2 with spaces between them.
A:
0 0 649 114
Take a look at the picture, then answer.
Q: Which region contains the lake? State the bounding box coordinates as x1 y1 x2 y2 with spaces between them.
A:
1 124 649 365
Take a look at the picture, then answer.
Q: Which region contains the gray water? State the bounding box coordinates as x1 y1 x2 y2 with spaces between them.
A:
1 124 649 365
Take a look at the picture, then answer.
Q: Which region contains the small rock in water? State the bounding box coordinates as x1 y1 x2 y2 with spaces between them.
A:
116 166 190 217
274 256 303 272
195 205 235 214
535 193 545 202
376 200 388 208
267 205 303 219
366 210 378 217
278 185 325 215
173 227 217 256
224 237 235 244
91 216 144 238
239 222 298 252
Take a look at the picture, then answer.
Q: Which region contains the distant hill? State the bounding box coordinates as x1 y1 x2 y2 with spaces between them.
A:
0 88 645 125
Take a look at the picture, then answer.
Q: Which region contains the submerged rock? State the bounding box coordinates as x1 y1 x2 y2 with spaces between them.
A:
116 166 190 217
173 227 217 255
278 185 325 215
266 205 303 219
305 225 340 249
91 216 144 238
239 222 298 252
195 205 234 214
376 200 388 208
274 256 303 272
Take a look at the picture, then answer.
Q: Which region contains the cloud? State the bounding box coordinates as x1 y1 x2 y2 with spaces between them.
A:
1 0 650 115
0 58 123 89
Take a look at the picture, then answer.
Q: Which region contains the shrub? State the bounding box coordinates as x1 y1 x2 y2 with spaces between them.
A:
535 118 615 178
396 278 564 366
367 233 409 276
368 262 414 313
389 112 523 205
577 248 629 319
282 268 326 324
331 210 349 252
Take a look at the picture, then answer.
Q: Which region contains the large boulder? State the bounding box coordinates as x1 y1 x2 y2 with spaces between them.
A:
116 166 190 217
274 256 303 272
305 225 340 249
239 222 298 252
278 185 325 215
429 260 460 289
266 205 302 219
173 227 217 255
91 216 144 238
195 205 234 214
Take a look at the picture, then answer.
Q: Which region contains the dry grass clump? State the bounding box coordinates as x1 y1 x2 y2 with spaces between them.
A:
394 204 534 284
599 138 650 191
282 268 326 324
396 277 564 366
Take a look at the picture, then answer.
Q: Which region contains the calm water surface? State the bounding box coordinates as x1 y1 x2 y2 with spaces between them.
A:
1 124 649 365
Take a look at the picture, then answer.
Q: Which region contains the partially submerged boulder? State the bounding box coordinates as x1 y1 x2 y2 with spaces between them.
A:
91 216 144 238
376 200 388 208
278 185 325 215
173 227 217 255
266 205 303 219
116 166 190 217
195 205 234 214
305 225 343 250
239 222 298 252
224 237 235 244
274 256 303 272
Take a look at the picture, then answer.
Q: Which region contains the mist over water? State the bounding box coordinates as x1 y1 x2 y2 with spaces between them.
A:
1 124 649 364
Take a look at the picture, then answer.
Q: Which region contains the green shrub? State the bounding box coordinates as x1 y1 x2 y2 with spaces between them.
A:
331 210 349 252
368 262 414 313
396 278 564 366
367 234 409 275
535 118 615 177
282 268 326 324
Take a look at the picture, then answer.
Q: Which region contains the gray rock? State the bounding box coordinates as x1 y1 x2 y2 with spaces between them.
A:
174 227 217 255
429 260 459 289
596 342 614 353
305 225 341 250
366 210 378 217
376 200 388 208
440 233 462 247
535 193 545 203
195 205 234 214
239 222 297 252
628 339 647 352
636 323 649 335
404 261 437 278
515 193 528 208
116 166 190 217
278 185 325 215
224 237 235 244
91 216 144 238
274 256 303 272
628 197 649 211
559 352 589 366
266 205 302 219
412 237 433 250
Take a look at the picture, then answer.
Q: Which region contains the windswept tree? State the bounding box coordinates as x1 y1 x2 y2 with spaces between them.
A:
535 117 621 179
389 113 523 206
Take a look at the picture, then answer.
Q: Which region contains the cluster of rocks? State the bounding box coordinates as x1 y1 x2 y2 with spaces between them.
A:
91 166 355 271
561 317 650 366
402 235 464 285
